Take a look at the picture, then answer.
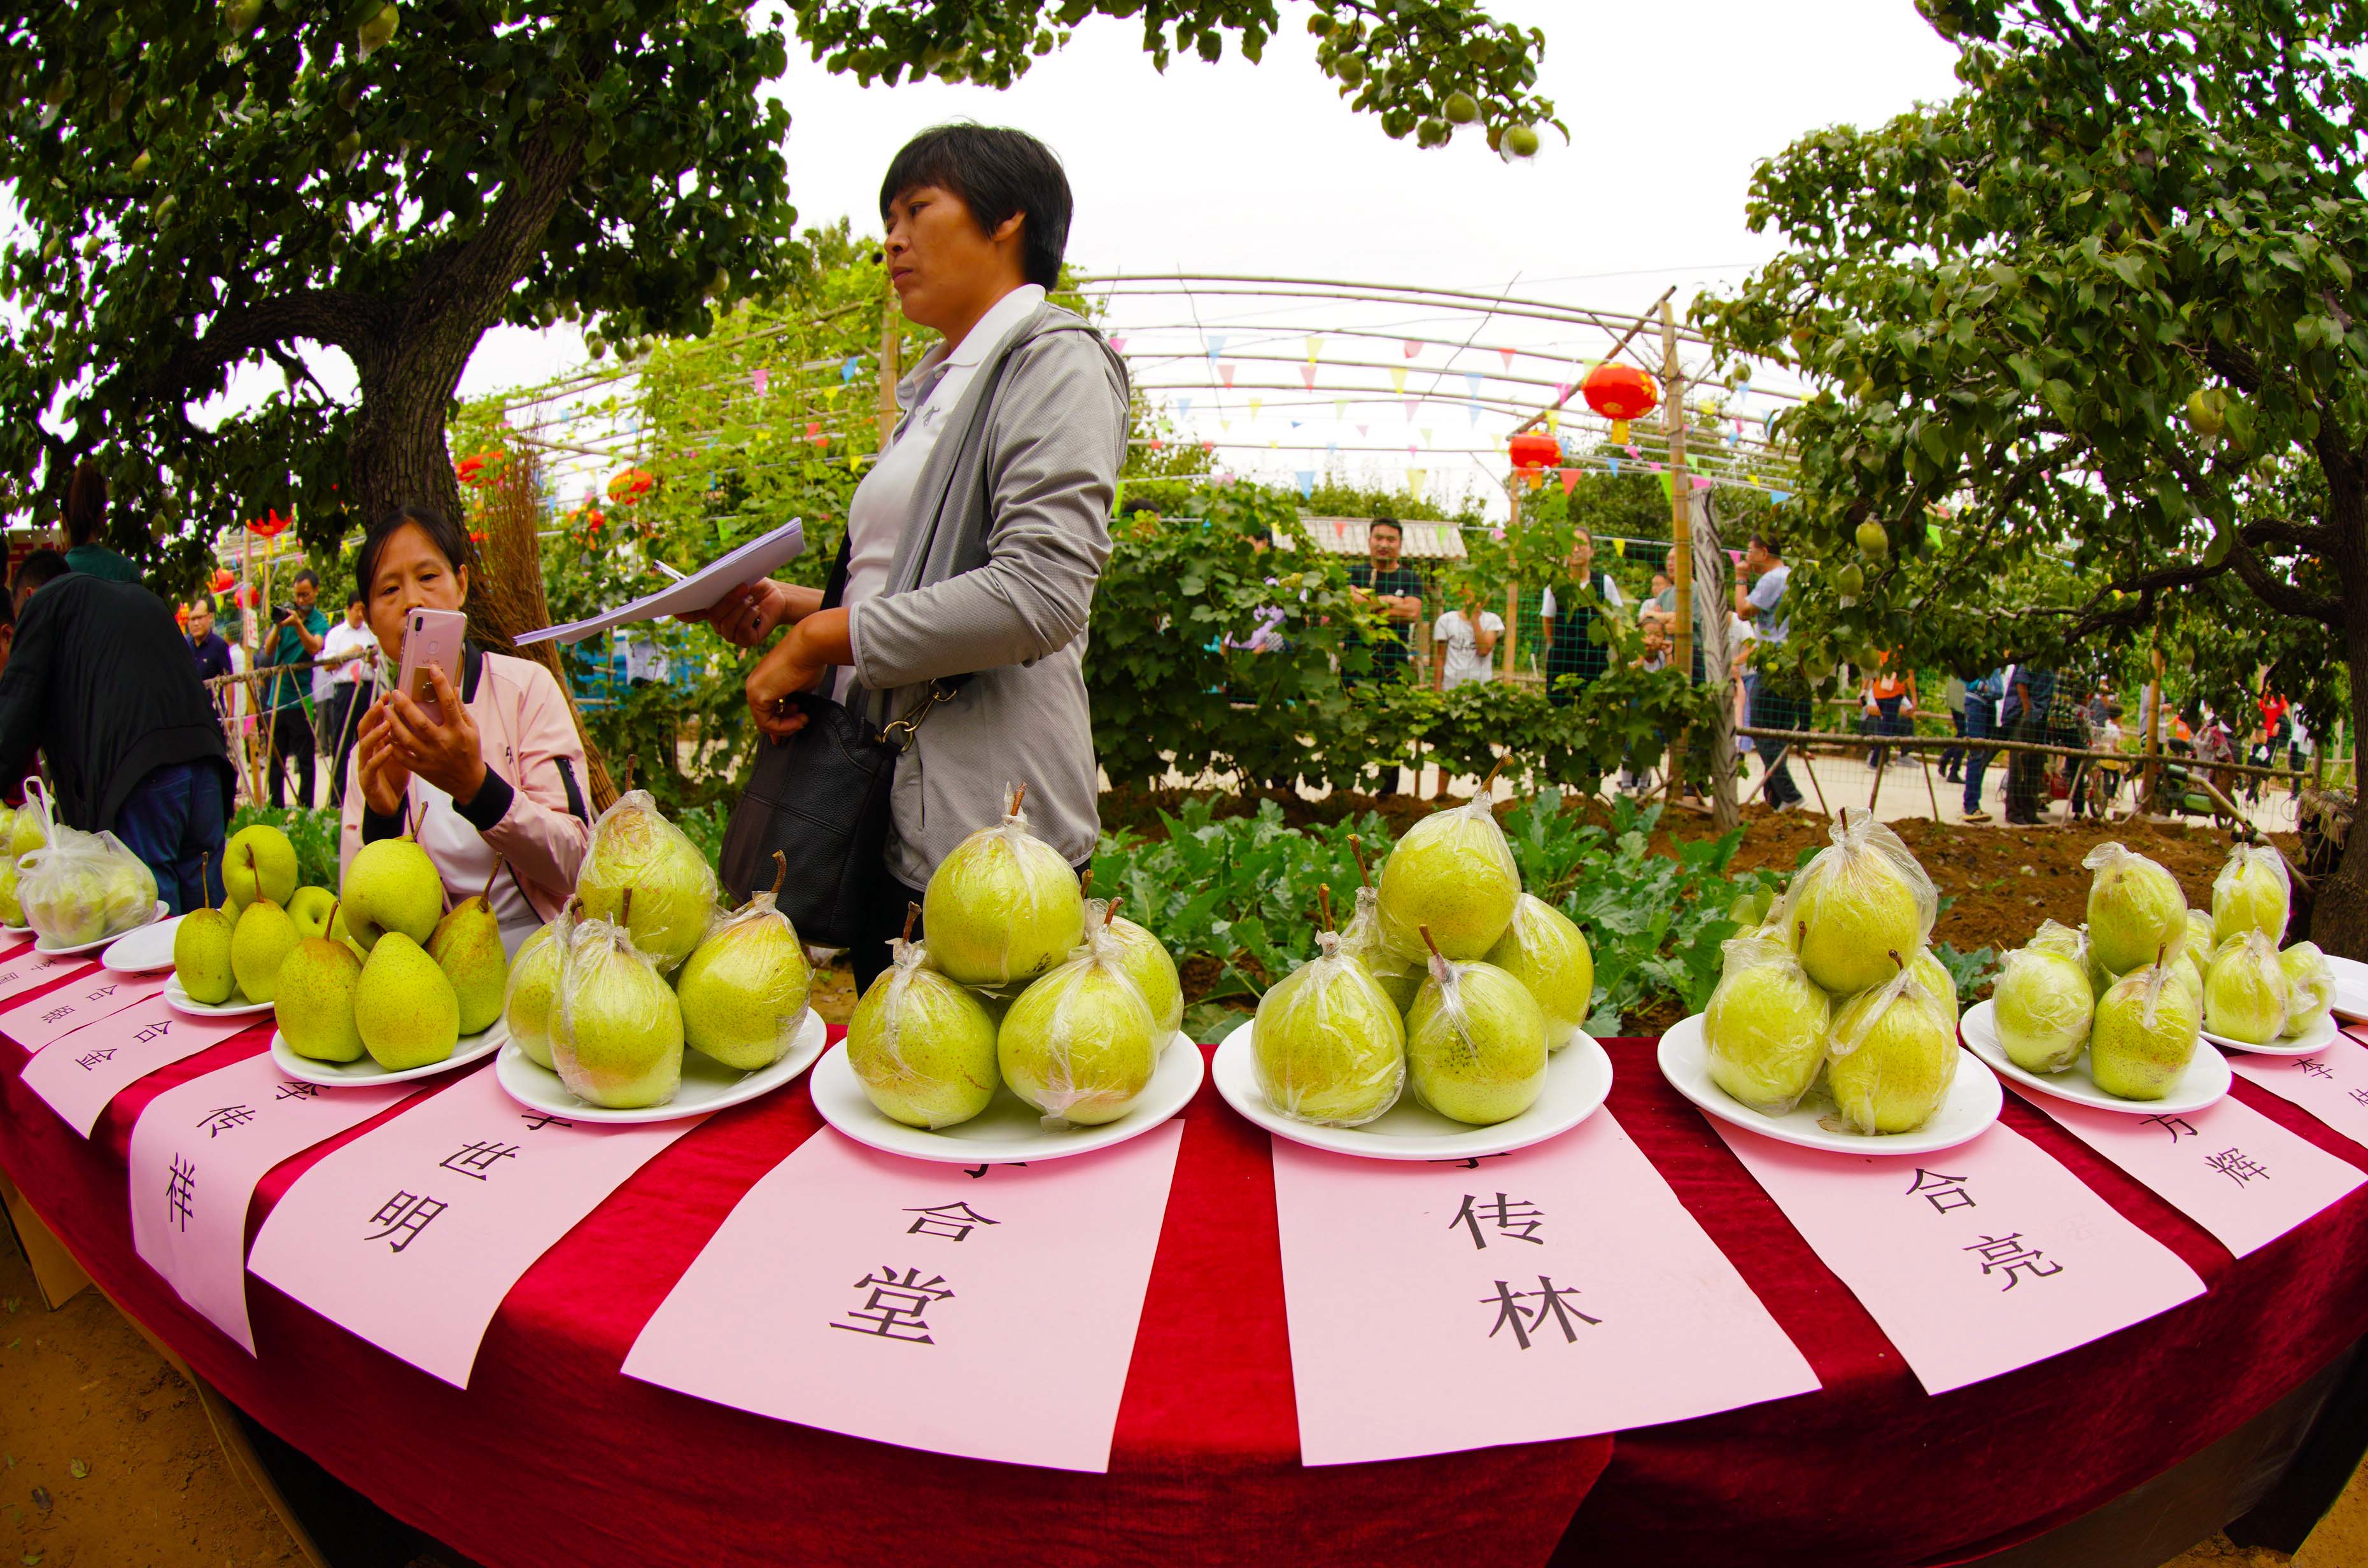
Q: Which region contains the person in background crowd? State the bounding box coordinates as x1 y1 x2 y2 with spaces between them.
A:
60 459 142 584
2251 683 2291 804
1861 653 1917 769
1540 527 1626 710
1733 533 1803 810
1940 674 1968 781
1729 610 1757 755
187 599 234 688
265 568 328 808
1432 582 1503 692
1639 569 1677 636
0 550 232 911
2003 659 2055 825
1347 515 1423 797
1961 664 2002 822
317 591 379 809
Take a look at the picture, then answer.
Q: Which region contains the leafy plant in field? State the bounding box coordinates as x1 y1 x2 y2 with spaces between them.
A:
228 806 340 895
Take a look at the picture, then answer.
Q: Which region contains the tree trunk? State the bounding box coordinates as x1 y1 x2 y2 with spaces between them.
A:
2314 549 2368 960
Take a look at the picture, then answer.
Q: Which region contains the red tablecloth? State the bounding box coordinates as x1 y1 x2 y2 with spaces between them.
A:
0 967 1609 1568
1556 1038 2368 1567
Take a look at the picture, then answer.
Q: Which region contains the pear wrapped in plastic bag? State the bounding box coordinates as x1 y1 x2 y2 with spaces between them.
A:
573 789 718 972
2203 930 2290 1046
2092 956 2201 1100
1377 787 1521 962
924 785 1085 988
1253 907 1406 1127
676 851 814 1070
1826 955 1959 1135
2083 842 2188 977
19 820 157 948
1404 927 1547 1126
2280 941 2336 1038
1338 836 1425 1009
997 911 1161 1127
2212 844 2290 947
1083 895 1183 1038
848 907 1002 1130
1703 934 1830 1114
1992 942 2094 1075
551 893 685 1109
2026 919 2089 966
1484 893 1595 1051
503 904 575 1070
1775 811 1936 997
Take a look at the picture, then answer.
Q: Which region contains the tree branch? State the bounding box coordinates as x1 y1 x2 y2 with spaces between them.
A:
2225 531 2344 627
140 288 389 405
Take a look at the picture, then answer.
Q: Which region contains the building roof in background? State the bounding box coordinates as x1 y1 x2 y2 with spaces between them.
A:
1288 515 1469 561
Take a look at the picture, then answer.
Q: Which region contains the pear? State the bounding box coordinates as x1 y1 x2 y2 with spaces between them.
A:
1376 778 1521 962
343 836 444 951
503 908 573 1070
1784 811 1931 996
2204 931 2289 1045
2027 919 2089 965
0 858 22 927
9 809 46 859
1703 934 1830 1113
428 862 511 1036
1339 839 1425 1011
1083 895 1183 1040
1253 907 1406 1127
847 905 1002 1128
676 851 813 1070
997 918 1160 1126
222 823 298 912
923 785 1084 988
552 891 685 1108
2183 909 2216 965
287 885 339 941
2212 844 2290 948
355 932 460 1070
173 853 237 1005
574 789 719 972
1908 946 1959 1020
229 898 300 1005
1992 945 2092 1075
1485 892 1595 1050
101 853 157 934
2083 842 2188 976
2091 957 2201 1100
328 899 367 959
1404 928 1548 1126
0 804 13 855
275 900 366 1063
2280 942 2336 1037
1826 956 1959 1133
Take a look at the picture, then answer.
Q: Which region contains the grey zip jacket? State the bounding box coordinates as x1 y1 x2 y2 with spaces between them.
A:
847 301 1129 888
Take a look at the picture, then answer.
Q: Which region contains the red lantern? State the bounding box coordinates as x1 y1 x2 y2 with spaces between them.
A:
1581 363 1658 422
245 507 290 538
209 568 234 593
1507 431 1561 470
607 466 656 502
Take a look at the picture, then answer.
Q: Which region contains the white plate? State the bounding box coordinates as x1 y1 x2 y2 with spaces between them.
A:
1658 1012 2003 1157
104 914 185 974
34 900 169 956
495 1009 828 1124
1210 1020 1613 1161
2328 956 2368 1023
1 924 31 940
163 974 275 1019
2204 1010 2340 1058
1961 999 2232 1115
810 1030 1203 1163
274 1018 512 1087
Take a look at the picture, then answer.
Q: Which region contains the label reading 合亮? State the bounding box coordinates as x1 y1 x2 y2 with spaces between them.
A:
19 993 253 1136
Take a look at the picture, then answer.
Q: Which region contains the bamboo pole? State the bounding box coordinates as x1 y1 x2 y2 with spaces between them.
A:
1502 479 1521 678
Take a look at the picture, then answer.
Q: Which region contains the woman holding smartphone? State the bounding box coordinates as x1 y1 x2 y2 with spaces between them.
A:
342 503 593 954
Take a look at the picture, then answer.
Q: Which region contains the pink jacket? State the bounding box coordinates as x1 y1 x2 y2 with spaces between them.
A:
339 646 593 925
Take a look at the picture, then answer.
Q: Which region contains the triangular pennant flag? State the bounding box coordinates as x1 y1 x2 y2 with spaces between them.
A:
1404 340 1421 358
1499 347 1516 370
1546 410 1559 434
1305 336 1322 364
1356 424 1368 437
1560 468 1581 495
841 356 862 382
1300 365 1317 390
1467 401 1482 426
1409 467 1427 489
1220 363 1237 389
1248 396 1262 417
1206 335 1227 360
1615 539 1628 557
1288 420 1302 430
1693 475 1714 491
1109 336 1127 354
1463 372 1483 396
1769 489 1791 503
1421 428 1434 446
1179 396 1193 419
1295 470 1315 498
1608 456 1623 477
1390 367 1407 393
1555 381 1572 400
752 368 770 395
1404 398 1417 419
1202 440 1216 452
1327 442 1338 456
1658 473 1674 502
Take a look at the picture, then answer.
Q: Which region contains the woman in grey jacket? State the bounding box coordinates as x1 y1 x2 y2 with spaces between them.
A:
694 125 1127 986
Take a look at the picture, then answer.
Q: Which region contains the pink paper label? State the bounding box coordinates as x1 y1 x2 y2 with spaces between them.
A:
246 1067 700 1389
623 1124 1184 1473
1712 1121 2205 1395
0 947 87 1010
129 1053 417 1353
18 995 256 1136
2231 1036 2368 1150
0 969 162 1050
1271 1111 1819 1466
2014 1088 2364 1258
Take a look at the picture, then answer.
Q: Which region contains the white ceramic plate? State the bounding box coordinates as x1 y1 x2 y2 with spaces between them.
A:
274 1018 512 1088
1209 1020 1614 1161
35 900 169 956
494 1009 828 1124
104 914 185 974
2204 1010 2340 1058
162 974 275 1019
810 1030 1203 1164
1961 999 2232 1115
1 924 31 941
2328 955 2368 1024
1658 1012 2003 1157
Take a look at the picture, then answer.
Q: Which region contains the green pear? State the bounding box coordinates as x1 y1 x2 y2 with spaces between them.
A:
922 787 1083 987
0 804 14 855
2281 942 2336 1037
1339 867 1424 1012
1376 789 1521 962
342 836 444 951
9 811 46 860
551 893 684 1108
1992 946 2092 1074
676 855 812 1070
222 823 297 912
1404 926 1548 1125
355 932 460 1070
2212 845 2290 947
1789 864 1925 997
428 874 510 1037
1082 893 1183 1039
287 885 338 941
574 790 719 972
2084 843 2187 976
275 902 366 1063
997 931 1160 1126
2091 962 2201 1100
1826 962 1959 1133
2204 932 2288 1045
1485 893 1594 1051
229 898 300 1004
503 913 570 1070
173 853 237 1005
0 858 21 927
1703 935 1831 1112
1252 926 1406 1126
847 907 1001 1129
328 899 366 958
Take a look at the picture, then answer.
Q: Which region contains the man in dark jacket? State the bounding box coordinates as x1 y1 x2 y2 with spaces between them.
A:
0 551 233 912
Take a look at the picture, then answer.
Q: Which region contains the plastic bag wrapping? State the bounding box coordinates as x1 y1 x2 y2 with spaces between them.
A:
2213 844 2292 946
1773 811 1938 997
1083 897 1183 1038
2026 918 2089 967
1483 893 1595 1051
2279 941 2337 1037
2185 909 2217 966
1404 949 1548 1126
2082 841 2190 976
2204 930 2292 1045
1991 945 2095 1075
551 908 685 1109
1339 885 1425 1011
2092 960 2202 1101
923 785 1085 988
675 865 814 1070
1702 934 1831 1114
847 934 1001 1130
572 788 719 972
0 804 16 860
8 782 49 859
18 820 157 946
1252 931 1407 1126
0 857 21 927
996 920 1160 1128
1376 792 1522 962
1826 964 1959 1135
503 905 575 1070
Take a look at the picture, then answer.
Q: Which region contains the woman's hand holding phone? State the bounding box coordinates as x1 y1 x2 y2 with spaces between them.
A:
386 664 489 804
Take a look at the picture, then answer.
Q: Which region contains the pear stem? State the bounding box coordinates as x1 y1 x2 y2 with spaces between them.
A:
623 753 638 795
1105 897 1121 927
201 851 215 913
1418 923 1446 964
1348 834 1372 888
1888 948 1903 970
770 850 787 900
481 857 502 907
900 901 919 944
1481 753 1507 799
1079 867 1094 900
1010 782 1027 816
1317 883 1334 932
619 886 635 927
325 898 341 934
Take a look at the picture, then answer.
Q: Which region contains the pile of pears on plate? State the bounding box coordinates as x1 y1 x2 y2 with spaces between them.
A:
174 823 511 1073
0 799 49 926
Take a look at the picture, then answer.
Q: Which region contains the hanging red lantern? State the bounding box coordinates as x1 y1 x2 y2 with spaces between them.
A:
607 466 656 503
209 567 234 593
245 507 290 538
174 602 190 626
1507 431 1561 470
1581 362 1659 422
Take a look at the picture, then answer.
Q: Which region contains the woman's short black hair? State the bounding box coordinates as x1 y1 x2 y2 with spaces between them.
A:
879 123 1071 290
65 459 105 546
356 502 471 604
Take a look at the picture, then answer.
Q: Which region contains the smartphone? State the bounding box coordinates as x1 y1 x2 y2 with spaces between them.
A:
395 608 467 724
272 602 297 624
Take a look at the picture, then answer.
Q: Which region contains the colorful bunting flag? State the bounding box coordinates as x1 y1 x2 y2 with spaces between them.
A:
1300 365 1318 390
752 368 770 396
1389 367 1407 394
1463 372 1483 396
1220 363 1237 389
1248 396 1262 417
1498 347 1516 370
840 357 861 383
1305 336 1322 364
1295 470 1315 498
1206 335 1227 360
1559 468 1581 495
1110 336 1127 354
1403 340 1421 358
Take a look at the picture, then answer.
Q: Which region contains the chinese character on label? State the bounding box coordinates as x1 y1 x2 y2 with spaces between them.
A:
831 1267 954 1343
42 1005 75 1026
164 1154 197 1233
2205 1148 2270 1187
519 1112 574 1131
1431 1155 1505 1170
74 1048 116 1070
274 1082 320 1101
2351 1089 2368 1108
196 1105 256 1138
1481 1275 1602 1348
903 1201 999 1242
363 1191 449 1254
1963 1232 2064 1291
1450 1192 1547 1249
961 1163 1027 1179
2142 1115 2199 1144
437 1141 521 1181
2297 1060 2335 1080
133 1021 173 1045
1904 1168 1976 1214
